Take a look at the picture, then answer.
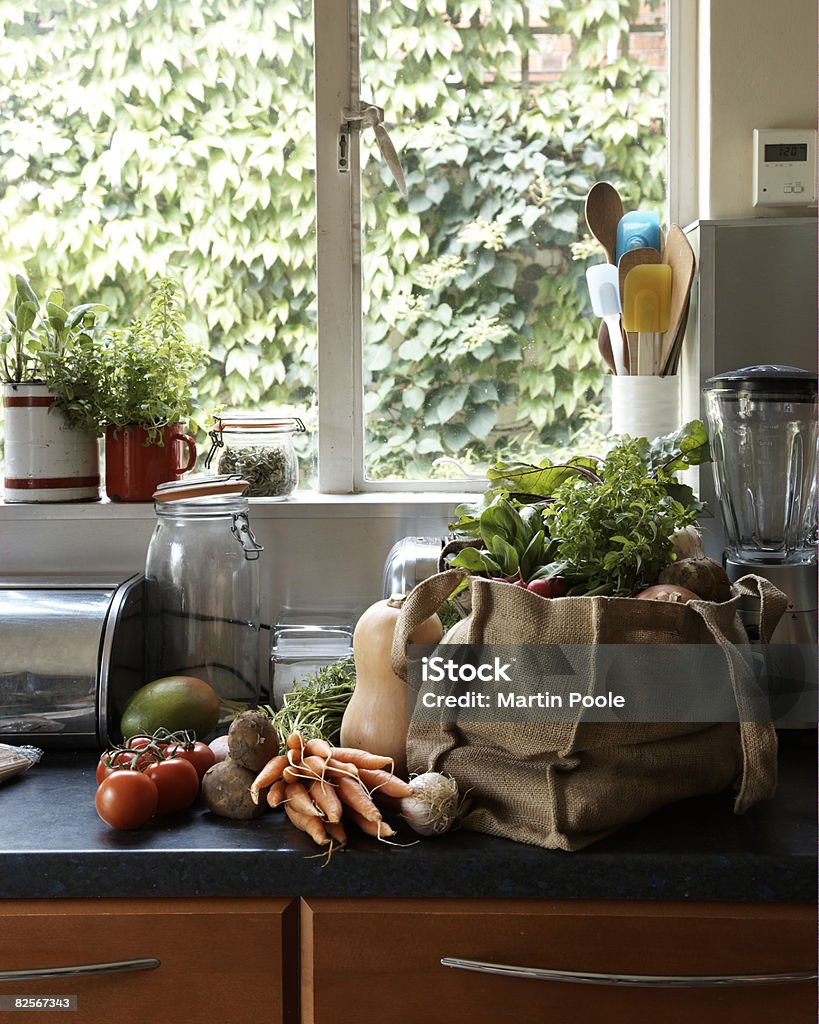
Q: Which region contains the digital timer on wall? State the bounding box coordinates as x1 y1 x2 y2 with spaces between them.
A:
753 128 817 207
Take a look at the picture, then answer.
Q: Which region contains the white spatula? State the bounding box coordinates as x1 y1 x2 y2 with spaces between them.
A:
586 263 628 375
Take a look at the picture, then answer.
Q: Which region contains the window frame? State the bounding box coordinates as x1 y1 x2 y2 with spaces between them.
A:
314 0 696 494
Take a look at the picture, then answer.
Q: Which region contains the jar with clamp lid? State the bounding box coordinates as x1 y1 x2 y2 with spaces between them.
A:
144 476 264 727
205 415 306 498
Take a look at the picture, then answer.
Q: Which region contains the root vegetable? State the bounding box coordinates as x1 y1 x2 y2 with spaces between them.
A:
285 804 330 846
357 767 414 798
325 820 347 847
208 735 230 763
634 583 701 604
658 556 732 603
201 758 266 820
303 738 333 760
336 775 383 822
329 747 394 771
309 779 343 823
267 780 287 809
227 711 280 773
249 754 288 804
399 772 460 837
671 526 706 560
285 781 322 818
346 808 396 839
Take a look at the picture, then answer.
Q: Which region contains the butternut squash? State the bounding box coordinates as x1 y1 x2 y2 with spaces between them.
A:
340 595 443 778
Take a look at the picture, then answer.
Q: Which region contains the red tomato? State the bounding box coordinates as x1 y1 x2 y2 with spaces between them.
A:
96 749 150 783
95 770 158 830
144 756 200 814
165 740 217 780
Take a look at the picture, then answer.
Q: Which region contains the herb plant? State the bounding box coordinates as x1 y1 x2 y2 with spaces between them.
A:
1 273 107 395
50 278 206 441
260 656 357 748
0 275 43 383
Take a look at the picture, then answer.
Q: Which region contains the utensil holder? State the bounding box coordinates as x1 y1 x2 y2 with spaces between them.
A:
611 374 680 441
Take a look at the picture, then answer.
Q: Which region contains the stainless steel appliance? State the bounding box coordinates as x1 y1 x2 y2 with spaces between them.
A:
0 574 144 748
679 216 817 557
703 365 817 650
381 536 445 598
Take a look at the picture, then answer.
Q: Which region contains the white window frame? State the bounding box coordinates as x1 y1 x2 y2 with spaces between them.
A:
317 0 695 494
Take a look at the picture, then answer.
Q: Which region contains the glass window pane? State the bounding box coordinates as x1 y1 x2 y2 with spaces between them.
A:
360 0 668 482
0 1 317 482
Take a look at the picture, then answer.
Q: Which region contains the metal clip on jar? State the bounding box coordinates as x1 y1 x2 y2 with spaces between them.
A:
205 415 306 498
144 476 264 725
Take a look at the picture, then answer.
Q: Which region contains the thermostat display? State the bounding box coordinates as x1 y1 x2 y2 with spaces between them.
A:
764 143 807 162
753 129 817 207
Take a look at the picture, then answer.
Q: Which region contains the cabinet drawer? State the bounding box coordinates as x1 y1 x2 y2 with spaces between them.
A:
301 898 815 1024
0 898 296 1024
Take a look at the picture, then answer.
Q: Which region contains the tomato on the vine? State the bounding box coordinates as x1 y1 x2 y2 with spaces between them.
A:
164 740 216 780
95 770 158 830
143 756 200 814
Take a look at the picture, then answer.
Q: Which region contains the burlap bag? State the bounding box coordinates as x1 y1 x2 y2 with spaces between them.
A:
391 569 787 851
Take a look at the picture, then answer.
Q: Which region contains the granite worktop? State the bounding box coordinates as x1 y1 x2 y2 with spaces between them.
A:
0 732 815 903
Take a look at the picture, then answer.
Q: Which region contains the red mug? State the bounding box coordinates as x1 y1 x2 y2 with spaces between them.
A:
105 424 197 503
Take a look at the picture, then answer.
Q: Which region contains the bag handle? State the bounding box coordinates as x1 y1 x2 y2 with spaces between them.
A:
731 574 789 645
390 568 466 679
687 582 786 813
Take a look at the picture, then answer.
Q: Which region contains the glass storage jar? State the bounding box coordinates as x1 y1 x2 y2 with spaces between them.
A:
144 476 264 726
205 415 306 498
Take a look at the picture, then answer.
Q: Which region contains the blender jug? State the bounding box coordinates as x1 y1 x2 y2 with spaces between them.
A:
704 364 817 650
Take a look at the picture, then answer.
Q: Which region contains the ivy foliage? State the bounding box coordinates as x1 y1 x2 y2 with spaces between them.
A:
0 0 666 481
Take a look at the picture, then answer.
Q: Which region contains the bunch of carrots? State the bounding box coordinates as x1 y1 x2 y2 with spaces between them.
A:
249 730 412 850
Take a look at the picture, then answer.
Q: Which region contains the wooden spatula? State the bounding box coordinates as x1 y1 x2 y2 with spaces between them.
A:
659 224 696 376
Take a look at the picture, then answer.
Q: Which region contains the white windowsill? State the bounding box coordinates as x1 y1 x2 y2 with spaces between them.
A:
0 491 472 522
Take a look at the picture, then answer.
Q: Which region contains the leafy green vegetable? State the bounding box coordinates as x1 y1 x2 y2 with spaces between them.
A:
448 495 561 583
447 421 712 597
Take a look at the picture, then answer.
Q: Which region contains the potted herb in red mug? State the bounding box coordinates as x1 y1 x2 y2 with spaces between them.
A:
64 277 206 502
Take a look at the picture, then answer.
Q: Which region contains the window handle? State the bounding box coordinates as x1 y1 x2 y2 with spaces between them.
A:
441 957 817 989
0 959 160 982
342 102 407 195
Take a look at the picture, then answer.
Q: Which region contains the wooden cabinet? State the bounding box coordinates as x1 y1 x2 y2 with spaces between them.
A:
300 898 816 1024
3 896 814 1023
0 898 297 1024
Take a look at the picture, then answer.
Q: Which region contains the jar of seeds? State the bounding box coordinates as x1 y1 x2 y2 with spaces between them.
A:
205 415 306 498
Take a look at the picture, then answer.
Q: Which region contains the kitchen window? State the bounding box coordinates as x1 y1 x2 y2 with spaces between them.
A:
0 0 690 498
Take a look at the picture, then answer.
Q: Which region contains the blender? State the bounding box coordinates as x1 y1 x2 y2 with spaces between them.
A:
703 365 817 653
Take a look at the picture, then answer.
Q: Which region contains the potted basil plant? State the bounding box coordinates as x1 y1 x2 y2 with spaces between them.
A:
1 274 105 502
62 277 207 502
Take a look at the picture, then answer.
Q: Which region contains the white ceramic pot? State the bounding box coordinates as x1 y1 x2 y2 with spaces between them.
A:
3 382 100 502
610 374 681 441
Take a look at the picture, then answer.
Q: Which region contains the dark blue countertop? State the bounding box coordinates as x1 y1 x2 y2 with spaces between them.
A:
0 732 815 902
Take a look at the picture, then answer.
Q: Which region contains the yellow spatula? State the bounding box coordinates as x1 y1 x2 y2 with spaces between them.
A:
622 263 672 375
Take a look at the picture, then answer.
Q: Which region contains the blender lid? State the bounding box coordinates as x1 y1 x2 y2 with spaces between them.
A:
704 364 817 397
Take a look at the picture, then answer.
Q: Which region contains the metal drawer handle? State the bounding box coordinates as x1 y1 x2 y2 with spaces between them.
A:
0 959 160 982
441 957 817 989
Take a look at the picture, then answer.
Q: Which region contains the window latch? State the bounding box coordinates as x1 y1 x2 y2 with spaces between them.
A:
341 102 407 195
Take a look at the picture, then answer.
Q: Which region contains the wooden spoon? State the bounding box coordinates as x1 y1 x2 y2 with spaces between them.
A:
659 224 696 376
617 247 662 372
598 320 630 375
584 182 624 264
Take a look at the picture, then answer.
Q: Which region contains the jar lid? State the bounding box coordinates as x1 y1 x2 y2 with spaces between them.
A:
153 475 249 502
704 365 817 398
212 414 306 434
